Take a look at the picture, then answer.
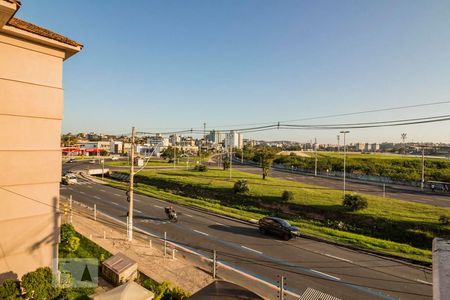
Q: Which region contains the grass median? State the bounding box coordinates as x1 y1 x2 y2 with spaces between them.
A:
102 168 450 263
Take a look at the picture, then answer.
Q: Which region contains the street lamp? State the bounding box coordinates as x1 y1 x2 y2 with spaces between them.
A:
340 131 350 196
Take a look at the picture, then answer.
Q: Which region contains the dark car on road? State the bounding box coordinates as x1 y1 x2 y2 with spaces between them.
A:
258 217 299 240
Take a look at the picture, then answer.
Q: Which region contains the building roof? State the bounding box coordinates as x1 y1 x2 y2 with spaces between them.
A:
190 280 264 300
102 252 137 274
93 281 154 300
6 17 83 48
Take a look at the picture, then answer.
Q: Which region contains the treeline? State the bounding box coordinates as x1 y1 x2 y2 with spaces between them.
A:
275 155 450 182
238 147 450 182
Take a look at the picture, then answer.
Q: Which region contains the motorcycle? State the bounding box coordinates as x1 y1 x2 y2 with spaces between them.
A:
165 207 178 222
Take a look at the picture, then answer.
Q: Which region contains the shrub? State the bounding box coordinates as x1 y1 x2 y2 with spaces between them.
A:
170 286 190 299
233 180 249 194
21 267 61 300
342 194 368 211
439 215 449 225
60 223 76 244
281 190 294 201
0 279 21 300
68 236 80 252
194 165 208 172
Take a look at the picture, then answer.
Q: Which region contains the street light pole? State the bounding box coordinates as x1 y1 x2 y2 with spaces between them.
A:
421 146 425 191
127 127 135 241
340 131 350 196
314 138 318 177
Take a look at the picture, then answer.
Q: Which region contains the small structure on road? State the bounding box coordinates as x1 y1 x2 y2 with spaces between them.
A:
101 252 138 286
93 281 154 300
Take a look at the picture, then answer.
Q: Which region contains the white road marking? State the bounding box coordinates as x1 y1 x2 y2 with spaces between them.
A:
86 186 92 189
79 191 85 195
416 279 432 285
215 222 229 227
113 193 121 197
94 196 101 200
311 269 340 281
99 189 105 192
241 245 263 254
286 177 294 180
135 199 141 202
324 253 353 263
184 213 193 217
193 229 209 236
112 202 119 206
154 205 163 209
134 209 143 213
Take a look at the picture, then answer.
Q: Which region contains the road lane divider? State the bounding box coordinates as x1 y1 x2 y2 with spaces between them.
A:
93 196 101 200
241 245 263 255
154 205 163 209
99 189 106 192
79 191 85 195
113 193 121 197
311 269 340 281
416 279 432 285
324 253 353 263
184 213 193 217
112 202 119 206
193 229 209 236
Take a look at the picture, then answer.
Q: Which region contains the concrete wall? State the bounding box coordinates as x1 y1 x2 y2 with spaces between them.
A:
0 31 65 280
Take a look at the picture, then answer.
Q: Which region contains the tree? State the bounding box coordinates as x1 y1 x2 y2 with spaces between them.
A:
254 147 277 179
21 267 61 300
161 146 175 160
222 158 230 170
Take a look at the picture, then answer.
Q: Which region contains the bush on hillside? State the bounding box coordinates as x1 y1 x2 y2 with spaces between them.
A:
0 279 21 300
194 165 208 172
342 194 368 211
439 215 449 225
281 190 294 201
233 180 249 194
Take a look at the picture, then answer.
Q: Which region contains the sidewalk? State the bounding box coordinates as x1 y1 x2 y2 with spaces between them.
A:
62 199 213 294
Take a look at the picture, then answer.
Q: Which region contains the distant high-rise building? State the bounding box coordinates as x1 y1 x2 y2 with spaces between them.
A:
224 131 243 149
206 130 223 145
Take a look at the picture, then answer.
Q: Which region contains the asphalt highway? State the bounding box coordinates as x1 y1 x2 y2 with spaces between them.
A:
61 161 432 300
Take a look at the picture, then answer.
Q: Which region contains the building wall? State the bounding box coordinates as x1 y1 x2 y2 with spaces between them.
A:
0 32 66 280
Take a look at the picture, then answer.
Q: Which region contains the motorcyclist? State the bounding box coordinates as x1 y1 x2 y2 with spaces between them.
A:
165 206 176 219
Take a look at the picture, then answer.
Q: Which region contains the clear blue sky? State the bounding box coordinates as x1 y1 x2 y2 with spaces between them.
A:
16 0 450 144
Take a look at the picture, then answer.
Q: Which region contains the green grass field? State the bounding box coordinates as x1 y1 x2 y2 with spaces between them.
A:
104 167 450 263
105 157 204 167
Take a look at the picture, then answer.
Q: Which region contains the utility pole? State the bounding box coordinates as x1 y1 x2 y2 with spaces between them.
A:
314 138 318 176
127 126 135 241
421 146 425 191
401 133 407 155
340 130 350 196
202 122 206 163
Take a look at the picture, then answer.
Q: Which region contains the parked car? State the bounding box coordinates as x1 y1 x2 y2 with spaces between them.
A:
111 156 119 161
258 217 299 240
62 173 78 185
89 160 96 164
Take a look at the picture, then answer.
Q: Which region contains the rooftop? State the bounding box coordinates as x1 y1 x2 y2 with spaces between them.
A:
6 17 82 48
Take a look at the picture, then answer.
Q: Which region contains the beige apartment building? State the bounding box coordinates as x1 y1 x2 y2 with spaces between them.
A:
0 0 82 280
